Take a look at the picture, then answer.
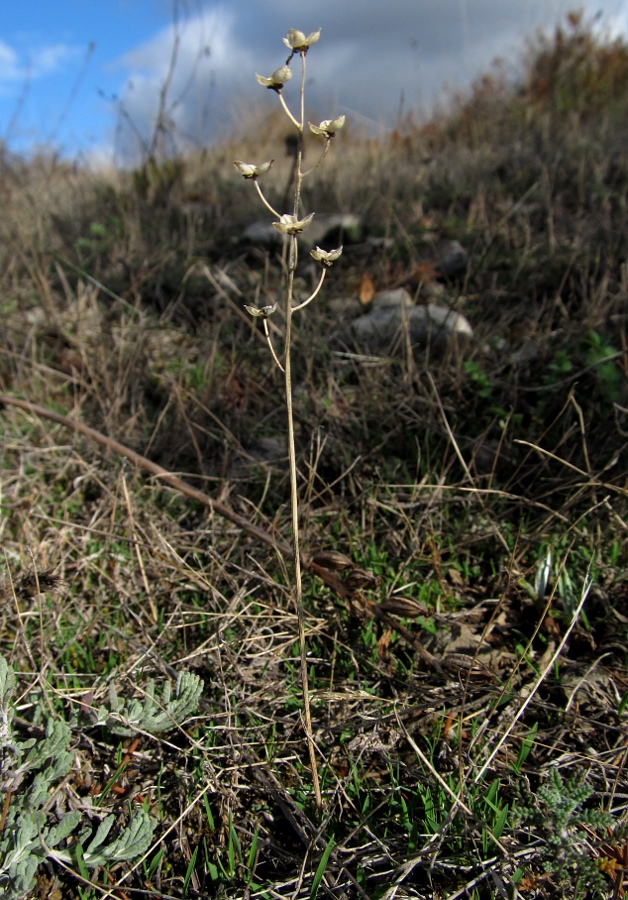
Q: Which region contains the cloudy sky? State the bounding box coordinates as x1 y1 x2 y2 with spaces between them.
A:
1 0 627 166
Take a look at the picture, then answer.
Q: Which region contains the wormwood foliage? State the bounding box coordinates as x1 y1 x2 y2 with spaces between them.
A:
515 767 615 897
0 655 201 898
91 670 203 735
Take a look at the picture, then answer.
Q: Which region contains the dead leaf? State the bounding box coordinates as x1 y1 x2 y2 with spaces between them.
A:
447 568 464 587
413 262 438 283
377 628 392 662
359 272 375 305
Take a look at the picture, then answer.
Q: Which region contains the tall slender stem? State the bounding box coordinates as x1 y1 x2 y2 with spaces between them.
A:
239 34 340 811
283 50 322 810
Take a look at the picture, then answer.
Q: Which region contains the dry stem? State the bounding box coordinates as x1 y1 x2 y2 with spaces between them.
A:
283 48 322 809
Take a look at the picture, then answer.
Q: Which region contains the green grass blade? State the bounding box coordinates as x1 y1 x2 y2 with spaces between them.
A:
183 844 198 897
310 836 334 900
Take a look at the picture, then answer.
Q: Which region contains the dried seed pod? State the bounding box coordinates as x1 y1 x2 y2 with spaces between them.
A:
311 550 355 572
440 652 496 683
345 569 377 591
379 596 428 618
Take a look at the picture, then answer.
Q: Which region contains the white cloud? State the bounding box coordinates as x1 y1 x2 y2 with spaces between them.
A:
114 5 251 158
0 38 79 88
594 10 628 40
35 44 77 78
110 0 628 163
0 41 21 83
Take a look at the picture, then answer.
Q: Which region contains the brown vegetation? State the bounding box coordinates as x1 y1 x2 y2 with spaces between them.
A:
1 13 628 898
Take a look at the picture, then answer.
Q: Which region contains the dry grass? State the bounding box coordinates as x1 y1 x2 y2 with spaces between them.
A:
1 14 628 899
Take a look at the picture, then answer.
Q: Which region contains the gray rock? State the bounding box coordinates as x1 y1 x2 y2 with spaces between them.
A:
349 303 473 354
421 281 447 302
405 239 469 286
434 239 468 278
508 338 541 367
372 288 414 310
365 235 395 251
328 296 364 321
207 436 287 481
305 213 361 248
247 436 286 463
243 220 278 244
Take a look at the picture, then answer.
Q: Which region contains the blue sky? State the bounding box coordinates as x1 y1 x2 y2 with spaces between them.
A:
2 0 627 166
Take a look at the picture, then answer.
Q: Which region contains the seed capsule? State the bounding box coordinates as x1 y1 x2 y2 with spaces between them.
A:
379 596 428 618
311 550 355 572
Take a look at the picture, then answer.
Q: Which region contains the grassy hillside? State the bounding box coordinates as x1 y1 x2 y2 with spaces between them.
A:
1 13 627 899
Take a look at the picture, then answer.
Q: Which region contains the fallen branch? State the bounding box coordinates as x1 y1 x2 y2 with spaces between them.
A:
1 393 452 675
0 394 292 558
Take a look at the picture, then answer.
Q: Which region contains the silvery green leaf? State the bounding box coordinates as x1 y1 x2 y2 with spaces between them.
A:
80 811 155 866
0 650 160 899
108 683 120 712
0 844 39 899
558 566 576 614
534 549 552 600
44 811 82 848
0 811 45 898
0 656 16 748
0 656 15 704
28 762 71 810
172 671 203 721
97 672 202 735
15 721 72 801
84 814 115 856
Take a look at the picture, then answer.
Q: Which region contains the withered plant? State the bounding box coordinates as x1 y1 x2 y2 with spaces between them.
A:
234 28 344 808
